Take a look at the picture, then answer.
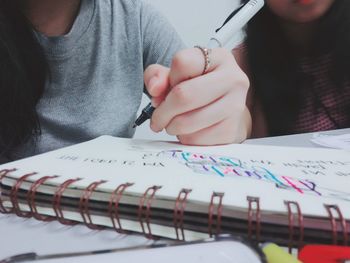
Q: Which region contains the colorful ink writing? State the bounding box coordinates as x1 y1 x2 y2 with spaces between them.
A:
161 150 350 201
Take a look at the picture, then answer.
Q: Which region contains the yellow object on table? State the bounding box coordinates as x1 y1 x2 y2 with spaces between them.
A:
263 243 302 263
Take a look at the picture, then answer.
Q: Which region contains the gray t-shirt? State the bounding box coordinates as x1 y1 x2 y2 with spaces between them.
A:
12 0 184 161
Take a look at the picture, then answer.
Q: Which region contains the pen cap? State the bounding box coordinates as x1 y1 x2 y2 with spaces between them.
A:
262 243 301 263
209 0 264 48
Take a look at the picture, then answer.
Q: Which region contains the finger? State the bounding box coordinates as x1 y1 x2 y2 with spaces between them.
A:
150 71 225 132
144 64 170 106
169 48 231 87
177 117 243 146
165 90 246 136
150 68 247 132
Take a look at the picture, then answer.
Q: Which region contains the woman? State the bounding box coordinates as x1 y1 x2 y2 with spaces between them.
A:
236 0 350 137
0 0 251 163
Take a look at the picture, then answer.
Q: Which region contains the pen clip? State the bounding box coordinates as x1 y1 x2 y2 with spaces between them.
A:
215 0 249 33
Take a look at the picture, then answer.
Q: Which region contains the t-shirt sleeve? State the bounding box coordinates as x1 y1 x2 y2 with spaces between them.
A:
140 1 186 68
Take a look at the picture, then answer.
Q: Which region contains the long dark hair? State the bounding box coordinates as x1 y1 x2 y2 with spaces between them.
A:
244 0 350 135
0 0 47 160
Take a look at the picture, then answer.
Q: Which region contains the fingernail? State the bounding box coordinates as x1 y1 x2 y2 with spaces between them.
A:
151 98 160 108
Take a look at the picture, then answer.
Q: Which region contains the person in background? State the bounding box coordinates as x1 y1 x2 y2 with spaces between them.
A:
234 0 350 137
0 0 251 163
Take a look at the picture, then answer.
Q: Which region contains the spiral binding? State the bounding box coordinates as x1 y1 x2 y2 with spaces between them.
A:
138 185 162 239
10 172 38 218
247 196 261 243
208 192 224 237
79 180 107 230
285 201 304 253
173 188 192 241
28 175 59 222
53 178 82 225
0 169 349 247
325 204 348 246
108 182 134 233
0 169 17 213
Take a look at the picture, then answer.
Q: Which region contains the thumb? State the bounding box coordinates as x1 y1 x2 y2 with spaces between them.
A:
144 64 170 107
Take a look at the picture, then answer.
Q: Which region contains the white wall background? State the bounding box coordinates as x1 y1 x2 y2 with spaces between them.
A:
135 0 241 141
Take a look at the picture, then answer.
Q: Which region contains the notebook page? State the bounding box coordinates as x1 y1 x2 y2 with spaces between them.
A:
1 136 350 219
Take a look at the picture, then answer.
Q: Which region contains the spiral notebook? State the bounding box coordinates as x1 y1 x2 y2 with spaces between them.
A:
1 136 350 248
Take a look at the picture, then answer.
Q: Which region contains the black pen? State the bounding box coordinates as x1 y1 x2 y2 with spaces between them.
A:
132 103 155 128
132 0 264 128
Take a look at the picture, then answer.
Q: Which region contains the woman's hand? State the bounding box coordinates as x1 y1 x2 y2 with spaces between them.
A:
144 47 251 146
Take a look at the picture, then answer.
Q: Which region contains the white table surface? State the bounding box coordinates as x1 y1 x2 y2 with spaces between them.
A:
1 129 349 260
